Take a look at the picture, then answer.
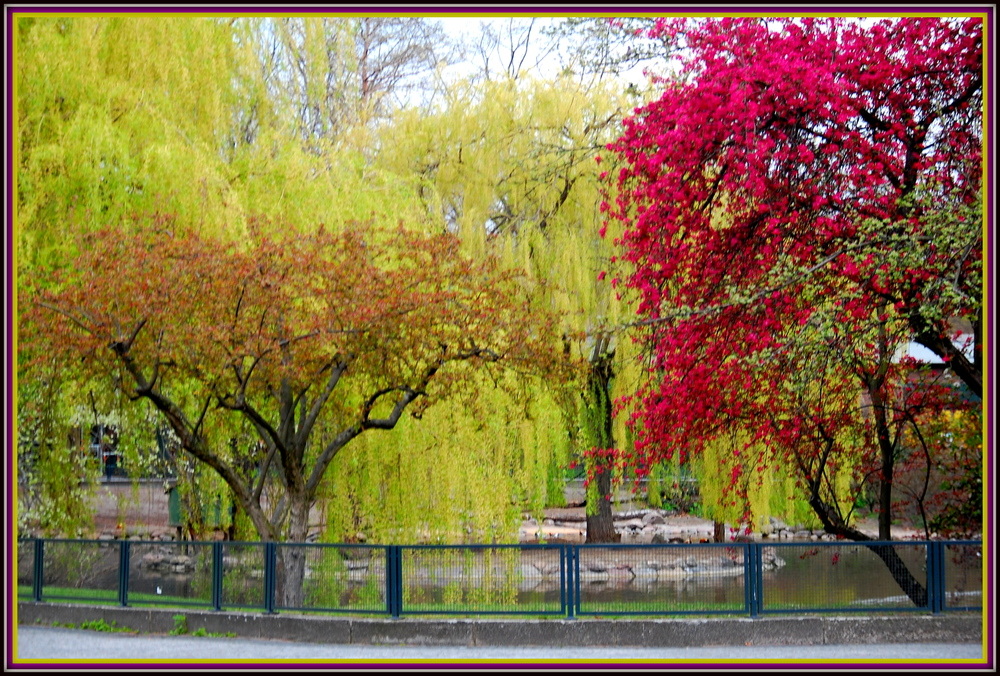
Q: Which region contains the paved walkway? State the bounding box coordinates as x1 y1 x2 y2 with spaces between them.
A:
12 626 990 667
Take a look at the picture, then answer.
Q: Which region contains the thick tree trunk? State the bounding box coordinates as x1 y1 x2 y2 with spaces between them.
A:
586 458 620 543
274 496 311 609
804 332 932 606
275 546 308 609
585 336 619 544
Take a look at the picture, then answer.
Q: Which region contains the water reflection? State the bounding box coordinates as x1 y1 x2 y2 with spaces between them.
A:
19 539 982 614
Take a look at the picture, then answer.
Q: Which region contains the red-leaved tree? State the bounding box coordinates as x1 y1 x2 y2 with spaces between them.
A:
20 215 566 606
602 17 983 606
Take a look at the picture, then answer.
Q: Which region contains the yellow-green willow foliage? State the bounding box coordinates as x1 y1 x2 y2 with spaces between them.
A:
15 16 433 537
691 426 860 533
15 16 436 262
687 308 874 533
366 74 651 521
15 16 639 544
319 371 572 544
16 375 101 537
316 73 653 541
15 16 246 270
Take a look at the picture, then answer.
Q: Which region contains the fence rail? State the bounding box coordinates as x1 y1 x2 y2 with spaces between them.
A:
16 538 982 619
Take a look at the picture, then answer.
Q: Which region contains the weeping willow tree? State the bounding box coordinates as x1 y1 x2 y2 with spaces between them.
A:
15 15 444 261
15 14 583 549
319 371 572 544
371 71 658 541
15 16 243 534
14 15 428 538
15 16 249 270
691 433 856 537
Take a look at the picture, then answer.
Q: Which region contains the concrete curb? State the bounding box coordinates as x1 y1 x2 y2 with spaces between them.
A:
17 603 983 648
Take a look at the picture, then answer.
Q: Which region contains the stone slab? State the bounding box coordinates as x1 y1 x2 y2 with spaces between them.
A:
17 603 982 648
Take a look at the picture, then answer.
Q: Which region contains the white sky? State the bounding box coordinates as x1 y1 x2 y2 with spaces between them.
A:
437 16 565 79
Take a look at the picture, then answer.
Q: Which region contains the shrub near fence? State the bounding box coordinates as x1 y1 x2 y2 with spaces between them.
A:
17 539 982 618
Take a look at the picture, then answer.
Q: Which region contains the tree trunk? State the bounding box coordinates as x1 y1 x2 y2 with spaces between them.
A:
911 310 982 400
275 545 308 609
808 493 929 608
584 336 619 544
868 382 897 541
866 543 929 608
274 495 311 609
586 457 619 543
713 520 726 543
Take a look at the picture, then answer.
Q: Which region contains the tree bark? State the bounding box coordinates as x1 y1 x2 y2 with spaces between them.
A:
585 335 619 544
800 363 930 608
910 311 982 399
868 386 896 542
586 458 619 543
274 495 312 608
808 494 928 608
867 543 929 607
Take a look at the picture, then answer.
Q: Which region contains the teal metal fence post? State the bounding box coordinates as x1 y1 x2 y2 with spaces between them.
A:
558 545 566 618
212 542 223 611
928 541 945 614
743 542 753 617
566 545 580 620
33 538 44 602
746 542 762 617
385 546 394 617
263 542 276 614
118 540 130 607
396 546 404 618
560 545 575 619
384 546 391 616
937 541 945 613
387 546 402 618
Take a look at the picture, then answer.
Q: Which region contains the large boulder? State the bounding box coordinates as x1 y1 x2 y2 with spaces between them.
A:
642 512 667 525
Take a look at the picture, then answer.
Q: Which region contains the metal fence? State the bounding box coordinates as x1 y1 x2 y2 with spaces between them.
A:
17 538 982 618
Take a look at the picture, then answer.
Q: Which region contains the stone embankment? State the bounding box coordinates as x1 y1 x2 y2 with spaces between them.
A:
571 547 787 583
518 507 914 545
138 550 197 574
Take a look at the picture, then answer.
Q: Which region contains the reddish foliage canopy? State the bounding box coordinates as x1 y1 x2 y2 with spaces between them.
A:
602 17 983 534
20 215 566 541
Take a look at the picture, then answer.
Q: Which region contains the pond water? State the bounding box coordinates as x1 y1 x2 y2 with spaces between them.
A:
19 540 982 614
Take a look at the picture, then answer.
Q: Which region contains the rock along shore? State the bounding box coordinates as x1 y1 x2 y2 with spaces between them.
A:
518 506 922 545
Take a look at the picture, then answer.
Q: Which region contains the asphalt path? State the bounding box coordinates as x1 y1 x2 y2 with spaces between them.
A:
11 626 989 668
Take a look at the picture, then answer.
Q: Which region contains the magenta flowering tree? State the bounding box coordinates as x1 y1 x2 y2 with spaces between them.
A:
602 17 983 605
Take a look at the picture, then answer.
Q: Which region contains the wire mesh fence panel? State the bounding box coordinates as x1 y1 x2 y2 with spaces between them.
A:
943 542 982 611
127 540 214 608
38 539 122 604
760 542 929 612
514 546 565 613
576 544 749 616
400 545 562 616
17 540 36 599
19 537 980 618
298 545 388 614
221 542 267 610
